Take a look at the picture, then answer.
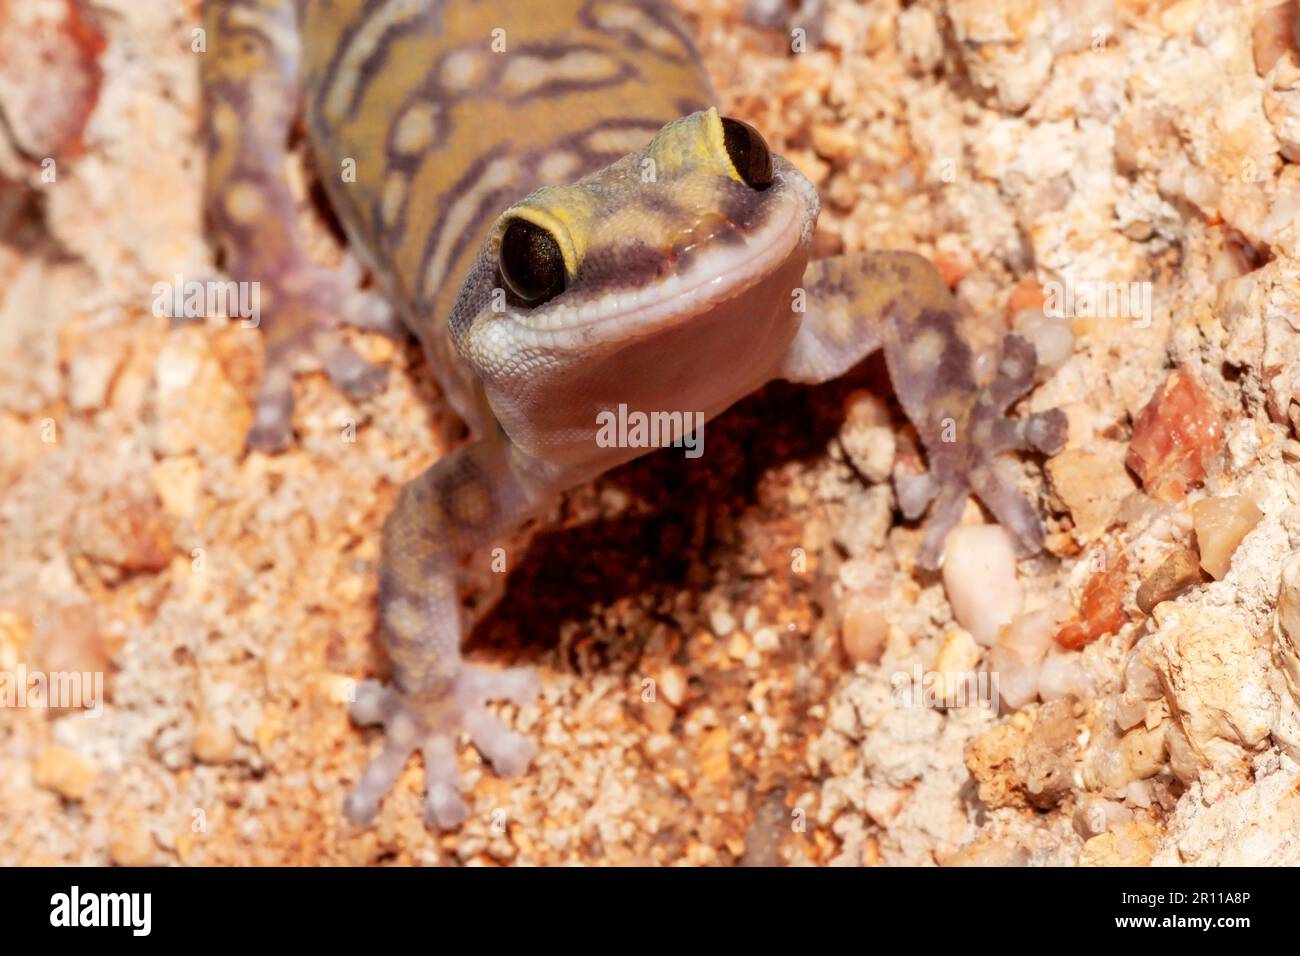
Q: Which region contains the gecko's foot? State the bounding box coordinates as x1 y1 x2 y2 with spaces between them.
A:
908 333 1068 570
247 256 398 453
344 664 540 829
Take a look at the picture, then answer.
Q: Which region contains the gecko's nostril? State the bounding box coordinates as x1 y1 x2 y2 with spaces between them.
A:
670 212 743 264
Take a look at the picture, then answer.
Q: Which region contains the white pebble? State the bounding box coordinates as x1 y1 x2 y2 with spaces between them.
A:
1038 646 1094 702
838 557 880 591
709 609 736 638
753 626 780 652
942 525 1024 647
989 605 1059 710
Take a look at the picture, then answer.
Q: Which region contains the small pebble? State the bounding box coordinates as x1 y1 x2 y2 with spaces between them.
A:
709 609 737 638
33 746 96 802
658 666 686 708
840 591 887 664
990 605 1061 709
752 626 780 652
1135 548 1204 613
1038 646 1093 702
1126 370 1223 502
192 718 238 765
1254 0 1299 76
1191 494 1262 580
934 628 981 703
1056 555 1129 650
942 525 1024 648
109 818 155 867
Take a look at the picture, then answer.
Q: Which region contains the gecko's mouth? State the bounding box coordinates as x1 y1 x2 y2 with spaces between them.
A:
506 164 819 349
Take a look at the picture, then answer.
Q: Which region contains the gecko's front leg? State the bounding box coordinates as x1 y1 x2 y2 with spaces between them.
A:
345 439 555 829
202 0 397 452
779 250 1067 569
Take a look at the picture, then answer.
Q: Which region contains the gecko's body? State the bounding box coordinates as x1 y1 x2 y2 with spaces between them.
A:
203 0 1067 828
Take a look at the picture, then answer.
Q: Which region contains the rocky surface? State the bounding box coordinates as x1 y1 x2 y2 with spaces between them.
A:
4 0 1300 866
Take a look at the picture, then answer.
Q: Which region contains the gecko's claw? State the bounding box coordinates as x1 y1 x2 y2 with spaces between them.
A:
344 665 539 829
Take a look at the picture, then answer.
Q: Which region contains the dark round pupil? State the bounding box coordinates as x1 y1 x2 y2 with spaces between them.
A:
721 116 773 191
500 219 566 305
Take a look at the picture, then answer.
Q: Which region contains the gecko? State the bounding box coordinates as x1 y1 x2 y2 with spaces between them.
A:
201 0 1068 829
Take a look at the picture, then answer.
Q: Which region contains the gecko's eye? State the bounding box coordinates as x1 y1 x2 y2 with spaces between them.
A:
500 218 566 306
721 116 773 191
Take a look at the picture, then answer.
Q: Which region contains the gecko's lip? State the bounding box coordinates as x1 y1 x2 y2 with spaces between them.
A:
508 168 817 347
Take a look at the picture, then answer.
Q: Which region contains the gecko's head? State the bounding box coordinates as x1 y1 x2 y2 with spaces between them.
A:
452 108 820 463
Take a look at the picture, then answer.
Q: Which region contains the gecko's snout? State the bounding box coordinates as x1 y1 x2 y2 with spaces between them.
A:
668 211 745 267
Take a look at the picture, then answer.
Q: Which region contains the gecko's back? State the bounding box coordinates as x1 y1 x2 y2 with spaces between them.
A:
297 0 714 426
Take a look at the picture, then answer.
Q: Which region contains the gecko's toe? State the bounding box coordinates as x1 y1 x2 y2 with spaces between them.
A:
916 484 969 571
342 287 402 337
345 723 419 827
247 360 296 453
316 328 390 400
1024 407 1068 455
967 457 1050 558
335 255 402 337
959 333 1066 559
456 664 538 776
349 678 396 725
894 468 938 521
464 708 536 777
421 734 468 829
986 333 1038 407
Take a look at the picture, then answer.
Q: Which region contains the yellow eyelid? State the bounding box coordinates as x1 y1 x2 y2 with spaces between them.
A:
700 106 748 186
499 206 581 276
646 107 742 184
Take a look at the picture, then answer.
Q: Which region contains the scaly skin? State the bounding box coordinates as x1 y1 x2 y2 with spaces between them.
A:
202 0 1066 829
